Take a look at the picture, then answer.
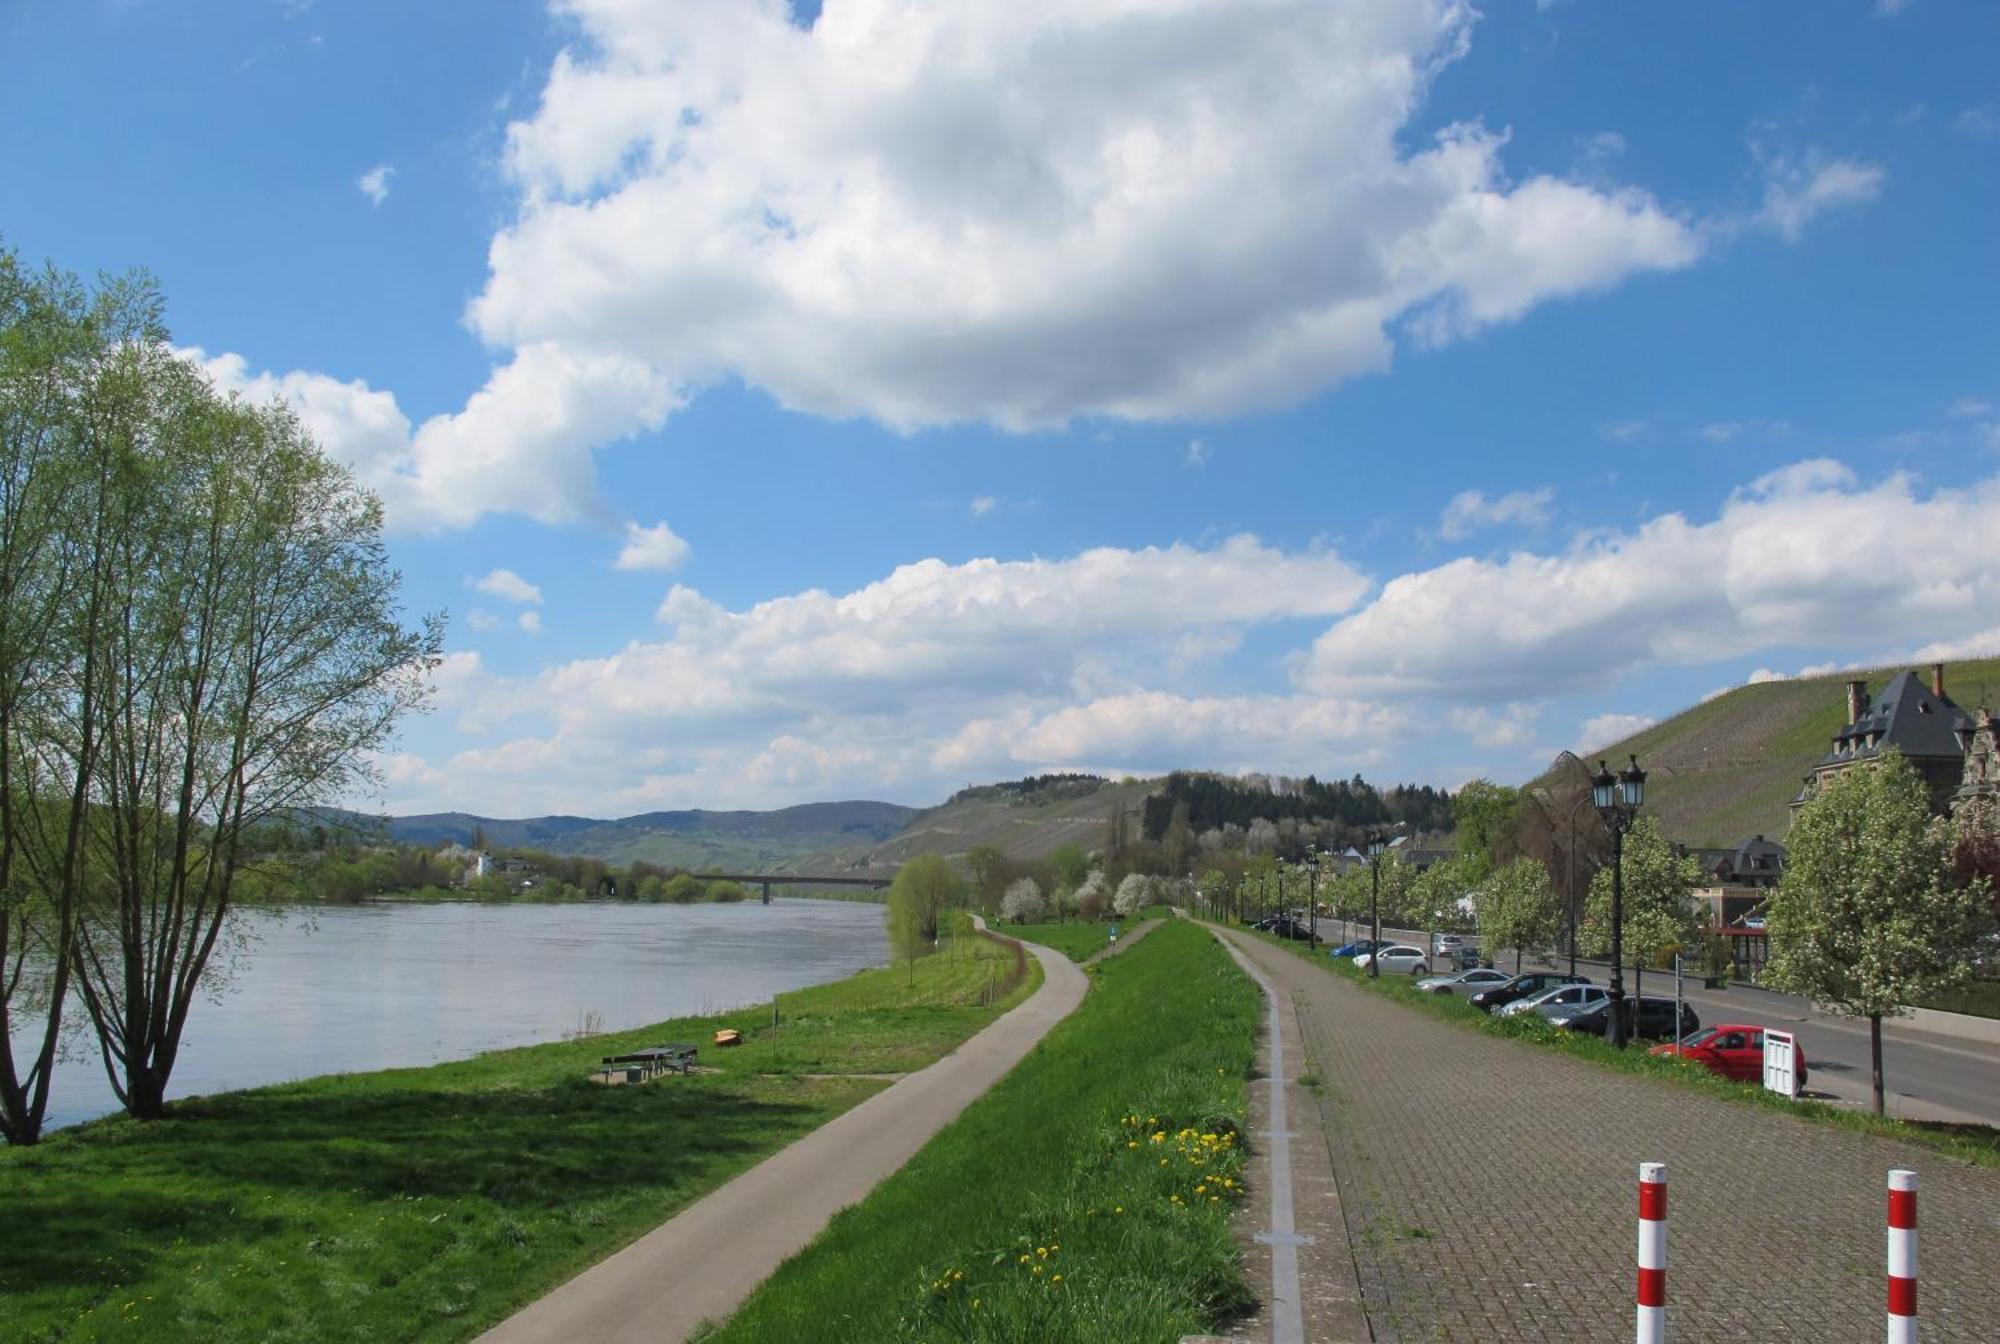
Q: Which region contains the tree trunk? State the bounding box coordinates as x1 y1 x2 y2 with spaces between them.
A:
126 1066 168 1122
1870 1013 1885 1117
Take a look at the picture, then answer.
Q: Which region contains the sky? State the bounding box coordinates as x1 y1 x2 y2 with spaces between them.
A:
3 0 1997 820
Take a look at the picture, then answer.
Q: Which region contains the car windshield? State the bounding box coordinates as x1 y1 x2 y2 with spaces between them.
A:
1679 1027 1719 1048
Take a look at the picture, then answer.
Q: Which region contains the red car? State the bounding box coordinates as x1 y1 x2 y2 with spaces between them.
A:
1650 1023 1808 1086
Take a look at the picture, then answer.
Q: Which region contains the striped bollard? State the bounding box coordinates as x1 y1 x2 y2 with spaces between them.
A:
1888 1169 1917 1344
1637 1162 1666 1344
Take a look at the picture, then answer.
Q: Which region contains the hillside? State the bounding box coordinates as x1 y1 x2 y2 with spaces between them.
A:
362 802 919 872
1552 656 2000 847
794 776 1162 875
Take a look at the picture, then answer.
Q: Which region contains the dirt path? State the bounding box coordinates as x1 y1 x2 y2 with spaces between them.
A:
476 926 1088 1344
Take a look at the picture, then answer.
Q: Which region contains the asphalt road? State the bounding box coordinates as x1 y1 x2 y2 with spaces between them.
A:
1484 945 2000 1125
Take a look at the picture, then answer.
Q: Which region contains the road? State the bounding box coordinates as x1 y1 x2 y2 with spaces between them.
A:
1456 938 2000 1125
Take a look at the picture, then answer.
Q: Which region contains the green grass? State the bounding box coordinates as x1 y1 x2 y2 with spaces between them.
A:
703 918 1262 1344
1246 925 2000 1171
1005 920 1121 962
0 923 1036 1343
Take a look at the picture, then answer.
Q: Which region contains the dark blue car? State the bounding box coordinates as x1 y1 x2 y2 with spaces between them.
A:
1330 938 1385 958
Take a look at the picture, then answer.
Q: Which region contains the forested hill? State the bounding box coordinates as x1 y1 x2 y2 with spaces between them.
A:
323 802 920 872
1141 771 1453 843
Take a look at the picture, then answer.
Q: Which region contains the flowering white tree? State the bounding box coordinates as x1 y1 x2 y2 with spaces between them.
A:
1113 873 1152 918
999 877 1046 924
1765 752 1993 1115
1072 871 1108 920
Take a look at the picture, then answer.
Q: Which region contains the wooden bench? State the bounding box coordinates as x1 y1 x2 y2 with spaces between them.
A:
598 1043 698 1082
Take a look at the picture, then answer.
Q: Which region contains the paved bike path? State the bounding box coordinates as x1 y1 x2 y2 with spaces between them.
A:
477 926 1087 1344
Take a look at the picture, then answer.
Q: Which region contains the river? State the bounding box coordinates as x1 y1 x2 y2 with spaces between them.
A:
16 896 889 1133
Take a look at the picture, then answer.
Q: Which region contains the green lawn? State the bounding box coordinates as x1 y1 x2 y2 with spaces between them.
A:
704 918 1261 1344
0 923 1035 1343
1004 920 1123 962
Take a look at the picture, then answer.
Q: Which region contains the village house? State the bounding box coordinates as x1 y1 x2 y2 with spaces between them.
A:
1792 662 1977 816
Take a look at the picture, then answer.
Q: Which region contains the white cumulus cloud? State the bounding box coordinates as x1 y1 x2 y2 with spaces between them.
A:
1755 150 1884 243
1437 487 1554 540
1298 459 2000 700
470 568 544 605
1577 713 1655 755
357 163 394 205
616 520 692 571
475 0 1697 436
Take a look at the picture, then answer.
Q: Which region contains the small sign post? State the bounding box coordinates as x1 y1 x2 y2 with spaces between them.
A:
1762 1028 1799 1099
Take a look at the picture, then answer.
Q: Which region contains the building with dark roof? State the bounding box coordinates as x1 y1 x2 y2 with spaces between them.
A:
1793 663 1976 816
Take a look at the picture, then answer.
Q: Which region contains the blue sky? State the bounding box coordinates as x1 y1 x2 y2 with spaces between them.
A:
4 0 1996 820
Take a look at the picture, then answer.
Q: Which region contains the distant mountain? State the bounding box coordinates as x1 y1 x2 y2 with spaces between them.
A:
1540 655 2000 847
334 801 921 872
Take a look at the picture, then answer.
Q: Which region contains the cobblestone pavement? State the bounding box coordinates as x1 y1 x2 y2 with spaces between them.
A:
1218 930 2000 1343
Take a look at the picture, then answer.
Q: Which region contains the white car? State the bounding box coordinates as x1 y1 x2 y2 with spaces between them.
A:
1354 944 1429 975
1416 966 1512 996
1498 983 1610 1019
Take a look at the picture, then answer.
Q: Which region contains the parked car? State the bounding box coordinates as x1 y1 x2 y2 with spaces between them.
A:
1330 938 1385 958
1448 946 1491 972
1263 916 1319 944
1559 996 1700 1041
1354 944 1429 975
1432 933 1475 955
1415 967 1513 996
1467 971 1591 1014
1650 1024 1809 1086
1499 983 1609 1019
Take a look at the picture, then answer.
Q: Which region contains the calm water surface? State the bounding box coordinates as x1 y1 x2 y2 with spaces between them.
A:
23 897 888 1132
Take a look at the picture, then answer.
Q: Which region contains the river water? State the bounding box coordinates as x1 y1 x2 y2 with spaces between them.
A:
17 897 889 1133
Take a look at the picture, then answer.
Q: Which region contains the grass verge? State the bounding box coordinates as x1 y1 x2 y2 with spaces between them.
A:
702 918 1261 1344
0 919 1036 1343
1247 927 2000 1171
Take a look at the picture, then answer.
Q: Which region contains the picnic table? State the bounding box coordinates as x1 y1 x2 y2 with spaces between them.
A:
599 1042 699 1082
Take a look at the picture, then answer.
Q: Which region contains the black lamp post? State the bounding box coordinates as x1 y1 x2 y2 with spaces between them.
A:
1345 827 1407 977
1306 845 1321 946
1590 754 1648 1049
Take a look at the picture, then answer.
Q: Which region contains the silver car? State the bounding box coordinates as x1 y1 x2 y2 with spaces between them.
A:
1498 983 1610 1019
1416 967 1513 997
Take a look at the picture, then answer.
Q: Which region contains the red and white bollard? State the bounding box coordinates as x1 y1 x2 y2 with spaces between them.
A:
1637 1162 1666 1344
1887 1169 1918 1344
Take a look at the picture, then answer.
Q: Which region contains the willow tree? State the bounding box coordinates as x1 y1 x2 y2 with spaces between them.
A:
0 254 169 1144
1765 752 1992 1115
52 344 440 1121
887 853 960 959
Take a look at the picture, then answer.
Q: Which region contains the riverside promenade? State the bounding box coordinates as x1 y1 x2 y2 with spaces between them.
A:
1213 928 2000 1343
478 922 1087 1344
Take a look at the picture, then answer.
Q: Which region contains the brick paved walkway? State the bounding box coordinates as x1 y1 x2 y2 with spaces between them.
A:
1218 930 2000 1343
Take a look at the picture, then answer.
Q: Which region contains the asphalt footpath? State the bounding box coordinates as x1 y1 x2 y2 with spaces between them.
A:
476 925 1089 1344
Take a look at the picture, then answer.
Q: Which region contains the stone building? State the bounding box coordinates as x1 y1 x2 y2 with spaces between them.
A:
1793 663 1976 816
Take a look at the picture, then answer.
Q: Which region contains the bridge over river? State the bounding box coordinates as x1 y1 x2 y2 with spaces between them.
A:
693 873 895 904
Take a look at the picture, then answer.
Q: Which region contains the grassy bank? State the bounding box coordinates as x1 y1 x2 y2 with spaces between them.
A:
1249 927 2000 1171
704 918 1261 1344
1004 910 1160 962
0 919 1035 1343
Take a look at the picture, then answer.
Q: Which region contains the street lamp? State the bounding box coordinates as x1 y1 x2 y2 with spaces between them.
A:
1591 754 1648 1049
1344 826 1408 977
1305 845 1322 946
